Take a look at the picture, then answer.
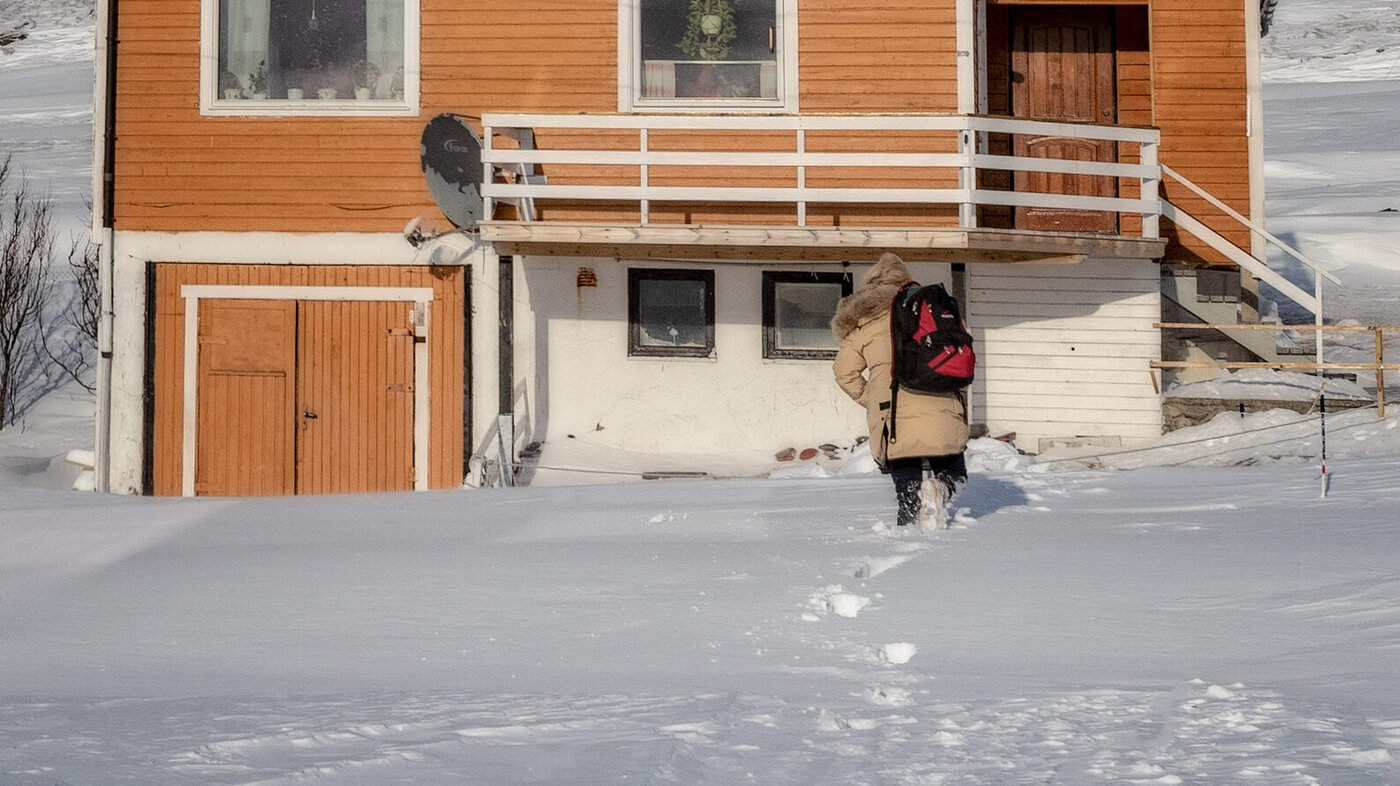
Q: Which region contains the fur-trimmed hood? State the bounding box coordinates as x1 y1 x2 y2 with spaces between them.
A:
830 252 914 341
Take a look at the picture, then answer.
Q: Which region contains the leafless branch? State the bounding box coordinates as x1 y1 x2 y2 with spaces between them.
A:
0 154 57 428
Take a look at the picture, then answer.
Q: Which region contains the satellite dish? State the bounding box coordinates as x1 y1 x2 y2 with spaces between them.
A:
421 113 485 229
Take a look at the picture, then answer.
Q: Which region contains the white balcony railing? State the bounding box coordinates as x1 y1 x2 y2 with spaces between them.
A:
475 112 1336 329
479 113 1163 238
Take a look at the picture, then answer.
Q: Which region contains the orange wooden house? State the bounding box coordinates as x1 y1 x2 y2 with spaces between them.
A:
91 0 1325 494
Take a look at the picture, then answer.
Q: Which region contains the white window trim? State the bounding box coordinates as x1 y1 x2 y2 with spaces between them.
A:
617 0 798 114
198 0 422 118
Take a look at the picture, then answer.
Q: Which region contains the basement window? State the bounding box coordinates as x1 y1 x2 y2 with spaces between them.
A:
763 271 851 360
204 0 419 115
628 269 716 358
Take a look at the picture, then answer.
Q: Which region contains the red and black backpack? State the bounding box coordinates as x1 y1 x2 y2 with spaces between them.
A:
887 282 974 443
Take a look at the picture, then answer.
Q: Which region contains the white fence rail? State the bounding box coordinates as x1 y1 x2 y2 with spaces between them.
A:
480 113 1163 237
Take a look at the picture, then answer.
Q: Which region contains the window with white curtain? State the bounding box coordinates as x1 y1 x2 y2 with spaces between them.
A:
623 0 796 111
208 0 417 113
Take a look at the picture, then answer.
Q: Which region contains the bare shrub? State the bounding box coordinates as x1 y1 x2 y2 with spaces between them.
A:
42 201 100 392
0 155 56 428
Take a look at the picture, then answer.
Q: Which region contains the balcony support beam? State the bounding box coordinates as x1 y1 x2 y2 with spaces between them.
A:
478 221 1164 264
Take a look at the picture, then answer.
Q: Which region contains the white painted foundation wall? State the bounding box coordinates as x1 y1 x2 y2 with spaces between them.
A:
512 256 889 456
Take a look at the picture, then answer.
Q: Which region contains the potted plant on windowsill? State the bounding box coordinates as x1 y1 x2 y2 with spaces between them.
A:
350 59 380 100
679 0 737 61
247 60 268 99
677 0 743 98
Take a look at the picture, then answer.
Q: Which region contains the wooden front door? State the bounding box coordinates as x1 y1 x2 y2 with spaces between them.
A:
1011 6 1118 233
195 299 415 495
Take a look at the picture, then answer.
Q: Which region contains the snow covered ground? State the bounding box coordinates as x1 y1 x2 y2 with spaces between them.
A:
5 443 1400 785
4 2 1400 784
1261 2 1400 328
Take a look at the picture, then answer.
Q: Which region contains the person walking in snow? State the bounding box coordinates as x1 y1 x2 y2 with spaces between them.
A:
831 252 969 527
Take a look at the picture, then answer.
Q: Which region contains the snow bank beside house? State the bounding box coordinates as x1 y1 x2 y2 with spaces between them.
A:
1164 368 1373 401
1039 403 1400 470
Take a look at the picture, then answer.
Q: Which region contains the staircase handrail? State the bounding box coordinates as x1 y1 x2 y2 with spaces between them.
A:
1160 163 1340 286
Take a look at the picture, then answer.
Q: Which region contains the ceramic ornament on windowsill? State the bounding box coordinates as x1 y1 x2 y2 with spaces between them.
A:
351 59 380 100
219 70 242 100
679 0 738 61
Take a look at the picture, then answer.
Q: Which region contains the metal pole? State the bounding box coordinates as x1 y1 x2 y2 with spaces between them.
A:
497 254 515 487
1376 327 1387 418
1319 390 1329 499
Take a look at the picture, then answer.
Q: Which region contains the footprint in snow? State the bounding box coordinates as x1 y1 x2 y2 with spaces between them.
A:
878 642 917 664
809 585 871 618
867 685 915 707
853 553 917 579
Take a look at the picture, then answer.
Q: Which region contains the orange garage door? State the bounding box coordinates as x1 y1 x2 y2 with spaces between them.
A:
193 297 417 496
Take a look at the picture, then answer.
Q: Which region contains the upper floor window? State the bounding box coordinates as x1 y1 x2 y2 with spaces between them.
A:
203 0 419 115
621 0 797 112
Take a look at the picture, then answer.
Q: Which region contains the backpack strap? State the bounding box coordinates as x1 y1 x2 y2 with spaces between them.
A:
888 379 900 444
887 283 915 445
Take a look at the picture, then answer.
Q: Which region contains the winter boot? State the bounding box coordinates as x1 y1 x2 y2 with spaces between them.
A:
917 473 944 529
894 476 922 527
919 471 965 529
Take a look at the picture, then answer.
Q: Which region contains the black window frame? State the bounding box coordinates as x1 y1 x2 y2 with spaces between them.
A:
627 268 717 358
762 270 853 360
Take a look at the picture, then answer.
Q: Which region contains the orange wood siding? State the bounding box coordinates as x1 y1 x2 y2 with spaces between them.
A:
114 0 1253 263
1150 0 1253 263
800 1 959 112
151 264 465 496
113 0 965 234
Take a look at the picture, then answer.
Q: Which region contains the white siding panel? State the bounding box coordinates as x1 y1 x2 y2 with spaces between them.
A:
967 258 1162 452
981 366 1155 385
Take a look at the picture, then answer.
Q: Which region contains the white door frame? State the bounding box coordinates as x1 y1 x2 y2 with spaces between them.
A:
180 285 435 497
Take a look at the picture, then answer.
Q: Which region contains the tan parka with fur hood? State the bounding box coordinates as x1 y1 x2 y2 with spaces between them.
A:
831 253 969 467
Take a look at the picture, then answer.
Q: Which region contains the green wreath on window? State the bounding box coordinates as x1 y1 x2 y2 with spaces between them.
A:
678 0 739 61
